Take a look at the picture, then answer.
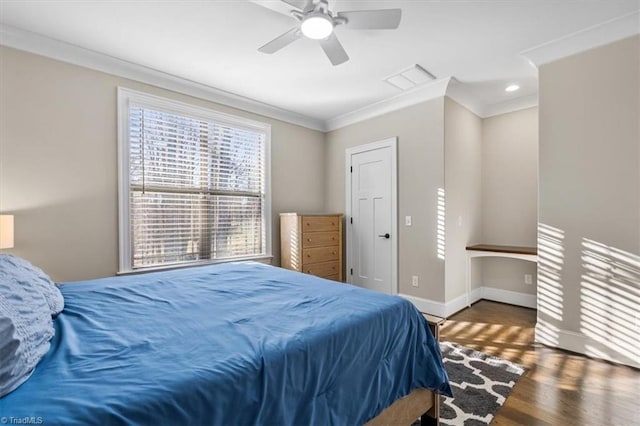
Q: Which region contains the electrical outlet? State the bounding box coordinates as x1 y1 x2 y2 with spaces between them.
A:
412 275 419 287
524 274 533 285
405 216 412 226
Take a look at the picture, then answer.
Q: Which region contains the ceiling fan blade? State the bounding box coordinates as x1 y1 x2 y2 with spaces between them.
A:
258 27 302 54
281 0 314 12
248 0 309 16
319 33 349 66
338 9 402 30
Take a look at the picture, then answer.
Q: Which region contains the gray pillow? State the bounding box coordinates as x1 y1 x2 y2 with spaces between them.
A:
0 272 55 397
0 254 64 316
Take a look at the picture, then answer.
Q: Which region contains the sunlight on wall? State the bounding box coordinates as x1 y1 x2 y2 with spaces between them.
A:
289 228 299 270
580 238 640 365
535 318 560 347
437 188 445 260
537 223 566 324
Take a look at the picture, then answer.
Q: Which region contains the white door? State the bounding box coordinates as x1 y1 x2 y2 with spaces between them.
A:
346 138 397 294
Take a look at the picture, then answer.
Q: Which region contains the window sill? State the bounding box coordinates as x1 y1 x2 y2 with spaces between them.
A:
117 255 274 276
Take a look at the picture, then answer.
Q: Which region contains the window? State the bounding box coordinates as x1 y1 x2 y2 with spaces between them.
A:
118 88 271 272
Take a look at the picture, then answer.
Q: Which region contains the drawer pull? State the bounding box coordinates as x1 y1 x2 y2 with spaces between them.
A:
307 238 312 242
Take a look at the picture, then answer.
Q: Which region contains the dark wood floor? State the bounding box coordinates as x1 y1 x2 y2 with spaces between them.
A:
439 301 640 426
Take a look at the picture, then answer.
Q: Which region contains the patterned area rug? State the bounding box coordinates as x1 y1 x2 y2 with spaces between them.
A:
437 341 526 425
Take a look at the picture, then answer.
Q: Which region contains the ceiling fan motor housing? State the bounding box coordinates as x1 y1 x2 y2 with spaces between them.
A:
258 0 402 66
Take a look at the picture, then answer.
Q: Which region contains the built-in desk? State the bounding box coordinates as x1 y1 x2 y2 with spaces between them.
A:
465 244 538 307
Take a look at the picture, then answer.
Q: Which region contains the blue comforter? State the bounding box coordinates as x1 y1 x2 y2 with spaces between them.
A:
0 262 451 425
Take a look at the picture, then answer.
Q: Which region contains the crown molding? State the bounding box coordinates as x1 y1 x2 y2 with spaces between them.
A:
7 9 633 133
446 78 538 119
481 93 538 118
326 76 539 131
444 78 485 117
521 10 640 67
325 77 451 132
0 24 326 132
1 23 455 133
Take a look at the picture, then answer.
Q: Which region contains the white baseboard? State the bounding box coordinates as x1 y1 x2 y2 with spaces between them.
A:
480 287 537 309
535 321 640 369
399 294 448 317
400 286 536 318
443 289 482 317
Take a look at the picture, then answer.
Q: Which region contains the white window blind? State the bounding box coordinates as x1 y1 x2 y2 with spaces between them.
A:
118 88 270 271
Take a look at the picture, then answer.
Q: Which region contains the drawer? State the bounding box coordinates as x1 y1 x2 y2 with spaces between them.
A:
303 260 340 277
302 231 340 248
303 246 339 264
322 274 340 282
302 216 339 232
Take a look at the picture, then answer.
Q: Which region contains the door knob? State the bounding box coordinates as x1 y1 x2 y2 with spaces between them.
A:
378 233 390 239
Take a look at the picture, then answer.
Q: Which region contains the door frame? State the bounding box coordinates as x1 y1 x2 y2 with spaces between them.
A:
345 137 398 294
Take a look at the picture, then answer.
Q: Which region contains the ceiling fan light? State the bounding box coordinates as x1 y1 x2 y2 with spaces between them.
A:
301 15 333 40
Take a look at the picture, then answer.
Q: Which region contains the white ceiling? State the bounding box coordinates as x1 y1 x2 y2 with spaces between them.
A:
1 0 639 128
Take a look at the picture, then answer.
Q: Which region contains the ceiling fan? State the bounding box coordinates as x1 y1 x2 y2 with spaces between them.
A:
256 0 402 66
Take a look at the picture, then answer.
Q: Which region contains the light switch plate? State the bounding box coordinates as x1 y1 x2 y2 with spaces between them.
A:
405 216 412 226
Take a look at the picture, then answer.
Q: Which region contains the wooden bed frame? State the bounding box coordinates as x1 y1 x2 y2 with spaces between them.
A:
365 388 438 426
366 313 444 425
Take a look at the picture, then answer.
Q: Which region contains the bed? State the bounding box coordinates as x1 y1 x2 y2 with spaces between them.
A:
0 261 451 425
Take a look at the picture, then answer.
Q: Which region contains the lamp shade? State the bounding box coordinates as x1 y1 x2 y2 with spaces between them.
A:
0 215 14 249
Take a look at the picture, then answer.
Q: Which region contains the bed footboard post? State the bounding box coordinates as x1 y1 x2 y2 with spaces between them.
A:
419 392 439 426
422 313 444 426
420 413 438 426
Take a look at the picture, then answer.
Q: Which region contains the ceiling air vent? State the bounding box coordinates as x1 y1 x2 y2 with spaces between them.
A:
385 64 435 90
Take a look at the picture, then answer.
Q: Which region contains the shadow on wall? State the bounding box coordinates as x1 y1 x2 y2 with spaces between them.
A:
536 223 566 347
580 239 640 366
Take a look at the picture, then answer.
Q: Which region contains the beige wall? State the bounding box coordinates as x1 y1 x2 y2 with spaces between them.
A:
481 107 539 294
0 46 325 282
538 35 639 367
324 99 446 301
443 98 483 301
8 38 635 364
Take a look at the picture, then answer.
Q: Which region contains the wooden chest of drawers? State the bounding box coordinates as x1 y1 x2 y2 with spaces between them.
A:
280 213 343 282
